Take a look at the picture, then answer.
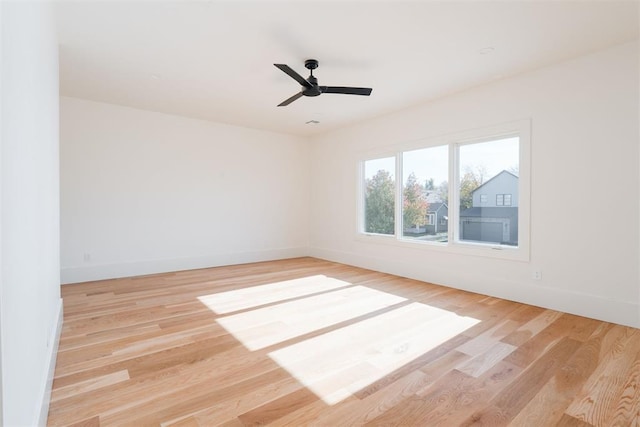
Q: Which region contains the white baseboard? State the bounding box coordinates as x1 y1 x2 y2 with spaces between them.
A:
61 247 309 284
60 245 639 328
309 246 640 329
37 297 63 426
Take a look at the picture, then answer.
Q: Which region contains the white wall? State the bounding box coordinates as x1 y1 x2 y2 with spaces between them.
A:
309 41 640 328
1 2 62 426
60 97 309 283
0 2 4 423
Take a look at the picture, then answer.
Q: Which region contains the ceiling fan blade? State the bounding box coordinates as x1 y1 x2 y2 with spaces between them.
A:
321 86 372 96
274 64 312 88
277 92 304 107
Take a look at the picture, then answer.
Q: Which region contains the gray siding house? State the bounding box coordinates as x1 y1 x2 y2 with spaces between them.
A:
425 202 448 235
460 170 518 245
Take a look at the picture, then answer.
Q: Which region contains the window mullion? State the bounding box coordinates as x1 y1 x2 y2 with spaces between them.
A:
449 143 459 244
395 152 403 238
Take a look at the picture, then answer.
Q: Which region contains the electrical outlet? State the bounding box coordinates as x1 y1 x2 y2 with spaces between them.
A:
83 253 91 262
532 270 542 280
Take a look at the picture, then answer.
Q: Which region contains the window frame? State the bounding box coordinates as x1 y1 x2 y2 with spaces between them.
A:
357 119 531 262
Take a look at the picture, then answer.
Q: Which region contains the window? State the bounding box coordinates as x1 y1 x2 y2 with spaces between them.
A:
495 194 512 206
425 214 435 226
401 145 448 242
363 157 395 235
458 137 519 246
358 120 530 260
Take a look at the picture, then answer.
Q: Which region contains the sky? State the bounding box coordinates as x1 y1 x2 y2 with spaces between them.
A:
459 137 519 182
365 137 519 186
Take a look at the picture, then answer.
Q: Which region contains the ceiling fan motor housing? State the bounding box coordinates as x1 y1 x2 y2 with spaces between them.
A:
303 76 321 97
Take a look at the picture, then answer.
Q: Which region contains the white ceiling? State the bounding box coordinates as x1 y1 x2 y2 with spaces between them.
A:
55 1 639 137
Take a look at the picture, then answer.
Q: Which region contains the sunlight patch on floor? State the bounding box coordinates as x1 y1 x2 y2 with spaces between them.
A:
268 302 479 404
198 275 349 314
204 275 480 405
216 285 406 350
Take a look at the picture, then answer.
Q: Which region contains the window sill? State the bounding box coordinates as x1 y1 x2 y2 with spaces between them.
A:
355 232 529 262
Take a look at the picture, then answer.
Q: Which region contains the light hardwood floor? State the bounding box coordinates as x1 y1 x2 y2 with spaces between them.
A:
48 257 640 426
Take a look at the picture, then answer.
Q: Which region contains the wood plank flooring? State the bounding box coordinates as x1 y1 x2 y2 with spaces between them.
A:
47 257 640 426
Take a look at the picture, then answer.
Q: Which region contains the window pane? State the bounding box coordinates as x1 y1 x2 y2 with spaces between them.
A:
459 137 519 246
364 157 395 235
401 145 448 242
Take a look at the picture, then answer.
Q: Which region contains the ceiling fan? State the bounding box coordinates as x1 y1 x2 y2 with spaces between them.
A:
274 59 372 107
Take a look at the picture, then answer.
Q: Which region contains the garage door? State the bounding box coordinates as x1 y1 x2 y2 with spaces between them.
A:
462 221 503 243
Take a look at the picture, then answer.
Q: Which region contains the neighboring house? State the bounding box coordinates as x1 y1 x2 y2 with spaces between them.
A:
403 191 448 236
425 202 448 235
460 170 518 245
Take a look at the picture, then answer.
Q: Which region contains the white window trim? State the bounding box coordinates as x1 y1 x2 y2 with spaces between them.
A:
356 119 531 262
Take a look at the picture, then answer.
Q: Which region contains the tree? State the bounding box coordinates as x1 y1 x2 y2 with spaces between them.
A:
459 172 479 210
403 172 428 229
437 180 448 204
459 166 486 210
365 170 395 234
424 178 435 191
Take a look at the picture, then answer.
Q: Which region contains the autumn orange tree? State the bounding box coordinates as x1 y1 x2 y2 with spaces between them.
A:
403 172 428 229
459 166 487 210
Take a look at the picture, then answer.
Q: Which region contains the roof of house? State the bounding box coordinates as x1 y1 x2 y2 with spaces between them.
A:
425 191 444 204
427 202 447 213
471 170 518 194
